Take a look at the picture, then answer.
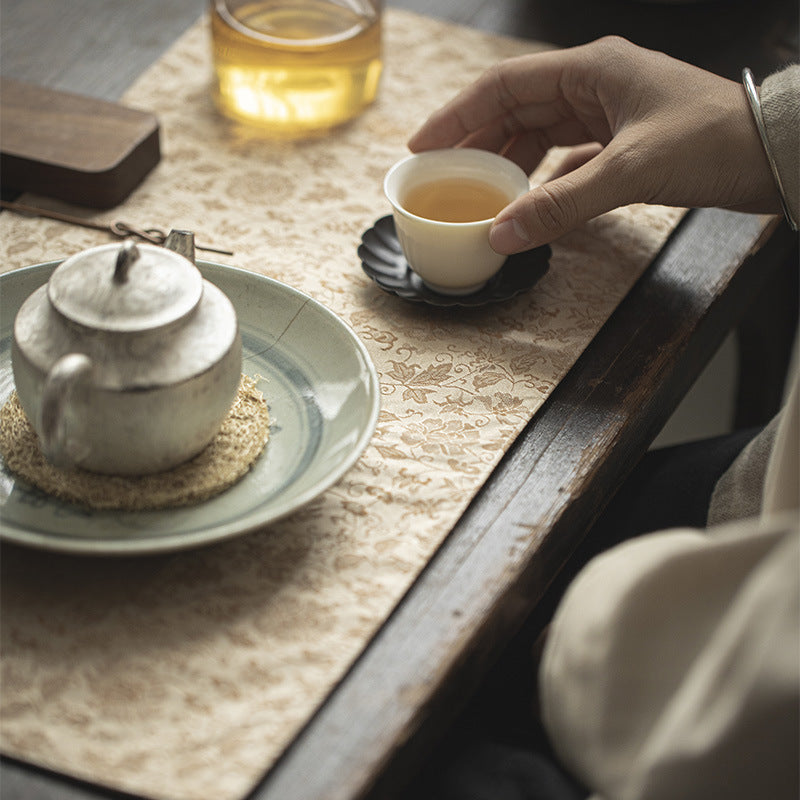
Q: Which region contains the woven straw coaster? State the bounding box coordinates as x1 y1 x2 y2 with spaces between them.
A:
0 374 269 511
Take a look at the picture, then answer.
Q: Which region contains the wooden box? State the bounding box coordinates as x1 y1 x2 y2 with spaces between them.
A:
1 78 160 209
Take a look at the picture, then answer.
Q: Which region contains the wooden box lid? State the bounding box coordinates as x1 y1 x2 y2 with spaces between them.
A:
1 78 160 209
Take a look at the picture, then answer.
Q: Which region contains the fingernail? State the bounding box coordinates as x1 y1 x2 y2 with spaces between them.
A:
489 218 530 253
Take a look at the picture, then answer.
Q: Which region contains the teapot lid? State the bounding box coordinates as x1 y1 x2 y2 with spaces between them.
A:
48 240 203 332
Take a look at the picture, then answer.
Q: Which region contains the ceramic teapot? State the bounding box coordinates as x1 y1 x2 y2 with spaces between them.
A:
12 231 242 475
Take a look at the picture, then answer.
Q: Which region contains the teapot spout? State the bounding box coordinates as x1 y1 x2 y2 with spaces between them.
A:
164 229 196 265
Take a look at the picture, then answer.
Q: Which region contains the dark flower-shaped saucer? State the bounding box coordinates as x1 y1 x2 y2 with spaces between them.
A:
358 215 550 307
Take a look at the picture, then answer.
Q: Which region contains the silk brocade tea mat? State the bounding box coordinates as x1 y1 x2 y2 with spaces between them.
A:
0 10 686 800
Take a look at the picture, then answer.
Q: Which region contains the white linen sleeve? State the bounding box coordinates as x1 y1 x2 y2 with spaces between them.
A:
539 514 799 800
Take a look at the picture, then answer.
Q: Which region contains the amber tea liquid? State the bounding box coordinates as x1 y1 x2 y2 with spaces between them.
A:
211 0 382 133
402 177 511 223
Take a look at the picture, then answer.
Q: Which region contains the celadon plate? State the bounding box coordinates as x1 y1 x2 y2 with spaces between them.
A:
0 261 380 555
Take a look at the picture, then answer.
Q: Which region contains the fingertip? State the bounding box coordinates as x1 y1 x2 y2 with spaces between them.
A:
489 217 531 254
406 131 425 153
407 126 455 153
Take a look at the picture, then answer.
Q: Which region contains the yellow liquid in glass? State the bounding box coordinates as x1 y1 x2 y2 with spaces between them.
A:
211 0 382 133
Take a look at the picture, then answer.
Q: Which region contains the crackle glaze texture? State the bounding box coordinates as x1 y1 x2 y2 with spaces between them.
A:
0 11 685 800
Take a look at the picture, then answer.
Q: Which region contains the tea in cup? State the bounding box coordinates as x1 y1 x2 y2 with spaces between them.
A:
210 0 383 134
383 148 530 295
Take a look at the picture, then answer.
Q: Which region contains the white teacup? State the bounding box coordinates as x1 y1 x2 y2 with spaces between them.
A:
383 148 530 295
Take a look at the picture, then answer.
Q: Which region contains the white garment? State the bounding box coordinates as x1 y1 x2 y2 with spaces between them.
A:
538 65 800 800
540 514 799 800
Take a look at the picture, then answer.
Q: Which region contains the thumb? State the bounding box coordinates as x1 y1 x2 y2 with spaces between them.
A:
489 151 630 253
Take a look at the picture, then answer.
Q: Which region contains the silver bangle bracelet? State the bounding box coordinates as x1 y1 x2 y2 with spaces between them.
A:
742 67 798 231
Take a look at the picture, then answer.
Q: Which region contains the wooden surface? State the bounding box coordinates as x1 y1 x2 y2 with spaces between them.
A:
1 1 798 798
3 0 798 95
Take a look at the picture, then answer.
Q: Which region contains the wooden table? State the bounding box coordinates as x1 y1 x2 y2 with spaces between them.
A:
1 1 797 798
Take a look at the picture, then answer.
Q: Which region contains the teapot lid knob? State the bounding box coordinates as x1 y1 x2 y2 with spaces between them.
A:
48 240 203 333
113 238 140 283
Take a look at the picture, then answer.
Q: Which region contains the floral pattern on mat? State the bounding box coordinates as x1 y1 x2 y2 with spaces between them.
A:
0 10 685 800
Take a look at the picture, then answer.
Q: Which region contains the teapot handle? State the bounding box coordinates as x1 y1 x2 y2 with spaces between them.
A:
39 353 93 469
